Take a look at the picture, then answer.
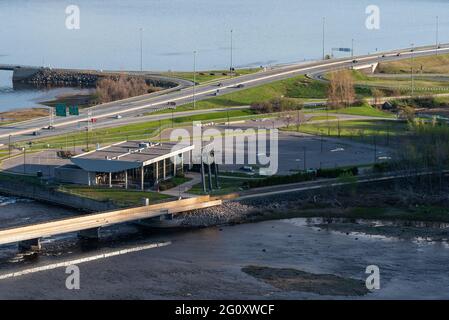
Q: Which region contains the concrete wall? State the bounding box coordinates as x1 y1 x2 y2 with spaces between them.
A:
0 180 117 212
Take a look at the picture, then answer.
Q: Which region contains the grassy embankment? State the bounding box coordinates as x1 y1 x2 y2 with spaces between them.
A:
377 52 449 74
0 108 50 126
59 185 173 208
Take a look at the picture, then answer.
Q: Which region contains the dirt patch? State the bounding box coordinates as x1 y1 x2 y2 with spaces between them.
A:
242 265 369 296
0 108 49 124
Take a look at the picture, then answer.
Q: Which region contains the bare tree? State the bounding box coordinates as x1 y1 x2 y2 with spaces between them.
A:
327 70 356 109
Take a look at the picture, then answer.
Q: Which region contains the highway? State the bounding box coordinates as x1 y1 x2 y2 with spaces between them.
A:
2 44 448 145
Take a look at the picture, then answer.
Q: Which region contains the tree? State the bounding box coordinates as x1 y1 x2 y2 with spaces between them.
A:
371 88 384 107
327 70 356 109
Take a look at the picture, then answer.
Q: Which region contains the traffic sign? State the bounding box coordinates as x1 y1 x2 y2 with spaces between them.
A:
55 103 67 117
69 105 79 116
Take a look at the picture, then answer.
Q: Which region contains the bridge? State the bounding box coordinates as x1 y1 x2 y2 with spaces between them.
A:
0 195 222 251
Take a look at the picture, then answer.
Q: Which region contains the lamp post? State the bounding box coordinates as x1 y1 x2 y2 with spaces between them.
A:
193 50 197 109
411 43 415 96
139 27 144 72
230 29 234 77
322 17 326 60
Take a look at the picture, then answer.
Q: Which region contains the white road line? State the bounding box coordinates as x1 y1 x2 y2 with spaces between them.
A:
0 241 171 280
2 46 449 139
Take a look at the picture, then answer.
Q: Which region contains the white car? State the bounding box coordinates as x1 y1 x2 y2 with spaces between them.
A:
115 114 122 119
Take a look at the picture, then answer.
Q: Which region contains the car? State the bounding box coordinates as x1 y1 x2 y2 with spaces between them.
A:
236 84 245 88
217 83 223 87
240 165 254 172
32 131 40 136
396 53 401 56
381 54 386 58
352 59 358 63
115 114 122 119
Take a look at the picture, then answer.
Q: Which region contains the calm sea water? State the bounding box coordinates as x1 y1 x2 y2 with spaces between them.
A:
0 0 448 111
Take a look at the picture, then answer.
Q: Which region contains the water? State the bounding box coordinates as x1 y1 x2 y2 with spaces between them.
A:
0 0 448 111
0 71 91 112
0 217 448 299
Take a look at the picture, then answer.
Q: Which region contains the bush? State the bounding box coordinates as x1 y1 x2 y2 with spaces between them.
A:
250 97 302 114
247 167 359 188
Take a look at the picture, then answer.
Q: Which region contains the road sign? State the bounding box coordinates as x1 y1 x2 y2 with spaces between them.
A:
55 103 67 117
69 105 79 116
332 48 351 52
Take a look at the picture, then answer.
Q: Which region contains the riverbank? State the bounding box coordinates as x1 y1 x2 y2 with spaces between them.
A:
178 177 449 241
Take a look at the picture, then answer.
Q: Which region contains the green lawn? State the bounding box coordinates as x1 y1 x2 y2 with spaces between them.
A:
161 68 262 84
376 53 449 74
24 109 260 151
309 103 394 118
285 119 408 141
352 69 449 95
308 115 338 122
59 186 173 208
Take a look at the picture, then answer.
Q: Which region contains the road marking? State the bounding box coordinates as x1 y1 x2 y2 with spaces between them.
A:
0 241 171 280
2 46 449 139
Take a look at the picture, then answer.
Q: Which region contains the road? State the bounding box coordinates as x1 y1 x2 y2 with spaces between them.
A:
1 44 448 145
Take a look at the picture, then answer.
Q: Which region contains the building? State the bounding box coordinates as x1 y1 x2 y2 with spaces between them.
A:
55 140 194 190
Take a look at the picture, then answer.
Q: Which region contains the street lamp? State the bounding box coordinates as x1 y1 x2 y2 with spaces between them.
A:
436 16 439 55
139 28 144 72
193 50 197 109
411 42 415 96
322 17 326 60
230 29 234 77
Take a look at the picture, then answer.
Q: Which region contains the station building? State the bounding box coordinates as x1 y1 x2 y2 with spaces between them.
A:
55 140 194 190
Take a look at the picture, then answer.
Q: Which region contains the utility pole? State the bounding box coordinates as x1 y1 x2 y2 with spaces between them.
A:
8 135 11 158
139 27 144 72
303 147 307 171
411 42 415 96
436 16 439 55
230 29 234 77
322 17 326 60
23 147 26 174
351 38 354 58
193 50 197 109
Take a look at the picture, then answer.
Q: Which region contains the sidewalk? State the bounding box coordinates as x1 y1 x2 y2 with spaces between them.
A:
159 172 201 198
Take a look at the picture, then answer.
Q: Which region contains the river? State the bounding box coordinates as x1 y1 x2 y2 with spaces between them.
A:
0 196 448 299
1 0 449 111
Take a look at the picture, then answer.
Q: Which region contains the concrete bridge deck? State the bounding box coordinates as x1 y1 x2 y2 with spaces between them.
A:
0 195 221 249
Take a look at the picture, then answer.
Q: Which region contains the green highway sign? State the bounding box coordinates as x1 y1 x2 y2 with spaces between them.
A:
69 105 79 116
55 103 67 117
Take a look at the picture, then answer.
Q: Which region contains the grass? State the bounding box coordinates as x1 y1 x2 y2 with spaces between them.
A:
24 109 259 151
0 108 49 126
160 68 261 84
59 185 173 208
284 119 408 141
189 177 250 195
0 171 43 185
308 115 338 122
376 53 449 74
309 103 394 118
162 75 329 114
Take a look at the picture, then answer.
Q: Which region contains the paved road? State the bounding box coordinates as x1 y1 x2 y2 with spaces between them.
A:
2 44 448 145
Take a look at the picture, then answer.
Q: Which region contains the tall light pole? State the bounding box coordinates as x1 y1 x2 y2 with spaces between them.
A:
351 38 354 58
230 29 234 77
139 27 144 72
436 16 439 55
411 42 415 96
193 50 197 109
322 17 326 60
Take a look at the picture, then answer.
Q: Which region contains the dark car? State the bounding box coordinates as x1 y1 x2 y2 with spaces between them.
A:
236 84 245 88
